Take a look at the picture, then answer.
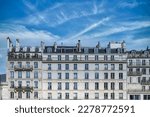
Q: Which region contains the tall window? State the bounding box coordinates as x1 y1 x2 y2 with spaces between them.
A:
104 82 108 90
18 62 22 68
10 71 14 78
95 55 99 61
74 82 78 90
73 55 77 60
111 55 114 61
26 62 30 68
74 64 77 70
104 64 108 70
95 72 99 79
119 64 123 70
26 81 30 87
95 64 99 70
10 81 14 88
95 82 99 90
10 92 14 99
65 55 69 61
48 82 52 90
47 55 51 60
85 93 89 99
65 73 69 79
65 82 69 90
73 93 78 100
18 91 22 99
85 64 89 70
26 92 30 99
104 93 108 99
48 72 51 79
58 64 61 70
34 81 38 88
65 64 69 70
85 55 88 60
18 71 22 78
58 82 62 90
111 82 115 90
95 93 99 99
85 82 89 90
111 64 115 70
65 93 69 99
104 55 108 61
119 93 123 99
111 73 115 79
58 55 61 61
58 73 61 79
119 82 123 90
74 73 78 79
34 71 38 79
34 92 38 99
58 93 62 99
111 93 115 99
26 71 30 78
34 62 38 68
104 73 108 79
119 73 123 79
142 60 146 65
85 72 89 79
18 81 22 88
48 64 51 70
10 62 14 68
48 93 52 99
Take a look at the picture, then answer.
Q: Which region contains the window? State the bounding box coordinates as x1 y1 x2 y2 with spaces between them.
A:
111 55 114 61
119 93 123 99
34 62 38 68
48 82 52 90
26 62 30 68
119 73 123 79
95 72 99 79
34 92 38 99
18 81 22 88
74 73 78 79
111 82 115 90
48 93 52 99
65 93 69 99
73 82 78 90
26 81 30 87
142 86 145 91
10 62 14 68
95 64 99 70
85 93 89 99
142 60 146 65
85 64 89 70
129 60 132 65
48 55 51 60
18 71 22 78
130 95 140 100
111 73 115 79
95 55 99 61
65 64 69 70
111 64 115 70
85 82 89 90
58 82 62 90
58 73 61 79
58 93 62 99
74 64 77 70
104 55 108 61
73 55 77 60
26 71 30 78
65 55 69 61
34 71 38 79
111 93 115 99
10 81 14 88
85 72 89 79
143 95 150 100
104 64 108 70
18 91 22 99
48 64 51 70
142 68 146 74
95 93 99 99
65 82 69 90
104 93 108 99
104 73 108 79
10 71 14 78
119 82 123 90
10 92 14 99
138 77 141 83
104 82 108 90
58 64 61 70
48 72 51 79
119 64 123 70
18 62 22 68
26 92 30 99
85 55 88 60
95 82 99 90
58 55 61 61
73 93 78 100
34 81 38 88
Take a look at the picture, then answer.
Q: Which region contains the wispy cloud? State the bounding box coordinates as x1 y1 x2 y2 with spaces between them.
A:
119 0 143 8
69 17 110 40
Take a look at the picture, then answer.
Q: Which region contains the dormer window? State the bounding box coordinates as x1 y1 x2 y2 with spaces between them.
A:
27 47 30 52
35 47 39 52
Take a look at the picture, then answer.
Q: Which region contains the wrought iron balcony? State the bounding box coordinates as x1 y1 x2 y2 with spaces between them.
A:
127 62 150 68
14 65 33 71
14 86 33 93
141 80 150 85
128 89 150 93
127 71 142 76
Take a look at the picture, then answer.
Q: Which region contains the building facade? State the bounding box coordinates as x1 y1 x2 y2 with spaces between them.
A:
4 37 150 100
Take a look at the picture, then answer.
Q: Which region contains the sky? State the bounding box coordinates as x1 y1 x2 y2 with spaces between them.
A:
0 0 150 74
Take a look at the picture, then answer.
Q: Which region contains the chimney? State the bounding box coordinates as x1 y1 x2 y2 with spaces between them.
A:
96 42 100 48
77 40 81 52
7 37 13 51
54 42 57 52
41 41 45 52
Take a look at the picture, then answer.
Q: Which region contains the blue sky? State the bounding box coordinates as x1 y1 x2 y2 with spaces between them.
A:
0 0 150 74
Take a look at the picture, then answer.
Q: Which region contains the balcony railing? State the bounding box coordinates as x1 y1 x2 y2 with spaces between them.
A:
141 80 150 85
128 62 150 68
127 71 142 76
14 86 33 93
8 55 42 61
14 65 33 71
128 89 150 93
